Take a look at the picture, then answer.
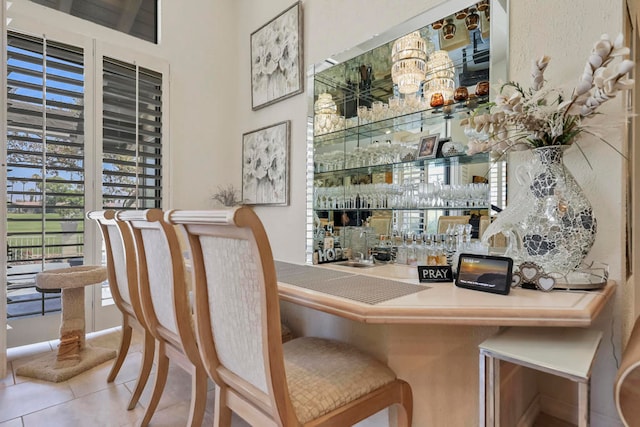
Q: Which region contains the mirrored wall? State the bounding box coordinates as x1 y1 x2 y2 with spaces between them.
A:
306 0 509 264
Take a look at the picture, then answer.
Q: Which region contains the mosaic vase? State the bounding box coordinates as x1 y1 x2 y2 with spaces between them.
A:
516 146 597 274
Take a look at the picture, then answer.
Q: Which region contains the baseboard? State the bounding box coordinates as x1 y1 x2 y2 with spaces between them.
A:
540 394 577 425
540 395 625 427
590 411 624 427
517 394 540 427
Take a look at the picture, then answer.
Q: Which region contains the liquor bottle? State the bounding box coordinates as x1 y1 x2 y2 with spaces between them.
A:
395 235 408 265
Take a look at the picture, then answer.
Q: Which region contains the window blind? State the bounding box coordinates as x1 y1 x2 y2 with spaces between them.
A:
102 57 162 209
6 32 85 317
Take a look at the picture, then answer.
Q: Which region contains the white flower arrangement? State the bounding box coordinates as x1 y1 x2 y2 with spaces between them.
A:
462 33 634 156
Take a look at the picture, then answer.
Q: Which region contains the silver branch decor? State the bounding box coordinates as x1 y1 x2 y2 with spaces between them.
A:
462 33 634 156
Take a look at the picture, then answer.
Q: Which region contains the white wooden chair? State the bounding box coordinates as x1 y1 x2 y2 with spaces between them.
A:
118 209 207 427
168 206 413 427
87 210 154 410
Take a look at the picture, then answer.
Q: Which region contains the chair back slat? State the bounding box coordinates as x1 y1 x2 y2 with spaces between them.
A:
106 224 132 306
140 227 179 336
199 232 268 393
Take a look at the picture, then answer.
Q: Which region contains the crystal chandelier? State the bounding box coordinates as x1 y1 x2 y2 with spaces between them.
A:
391 31 428 94
424 50 455 102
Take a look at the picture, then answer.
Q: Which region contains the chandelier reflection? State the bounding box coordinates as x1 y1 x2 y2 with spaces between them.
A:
391 31 428 94
424 50 455 102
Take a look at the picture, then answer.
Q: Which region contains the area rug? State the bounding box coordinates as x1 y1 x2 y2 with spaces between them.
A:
15 346 116 383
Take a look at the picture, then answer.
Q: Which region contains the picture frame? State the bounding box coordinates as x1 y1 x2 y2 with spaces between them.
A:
417 134 439 159
250 2 303 110
242 121 290 206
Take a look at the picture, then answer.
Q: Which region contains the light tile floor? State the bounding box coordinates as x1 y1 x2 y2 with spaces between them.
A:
0 328 250 427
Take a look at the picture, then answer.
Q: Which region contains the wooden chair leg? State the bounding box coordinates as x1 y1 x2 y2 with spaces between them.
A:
127 330 155 410
140 343 169 427
397 380 413 427
187 366 208 427
107 320 133 383
214 384 233 427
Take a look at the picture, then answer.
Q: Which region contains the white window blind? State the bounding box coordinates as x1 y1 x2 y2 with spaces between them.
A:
489 160 507 212
102 58 162 209
6 32 85 317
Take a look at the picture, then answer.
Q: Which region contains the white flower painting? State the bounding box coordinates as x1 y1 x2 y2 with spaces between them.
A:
242 121 289 205
251 2 303 110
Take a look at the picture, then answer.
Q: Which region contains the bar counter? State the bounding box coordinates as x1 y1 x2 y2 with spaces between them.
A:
277 261 615 327
276 261 616 427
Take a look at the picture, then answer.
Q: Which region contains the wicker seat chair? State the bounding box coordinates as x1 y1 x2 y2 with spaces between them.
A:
167 206 413 427
87 210 154 410
117 209 207 427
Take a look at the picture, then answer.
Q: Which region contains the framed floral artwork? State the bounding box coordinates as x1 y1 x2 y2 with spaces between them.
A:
250 2 303 110
242 121 290 206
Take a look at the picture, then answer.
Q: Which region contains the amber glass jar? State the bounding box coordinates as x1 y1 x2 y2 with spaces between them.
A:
475 81 490 96
430 93 444 108
454 87 469 102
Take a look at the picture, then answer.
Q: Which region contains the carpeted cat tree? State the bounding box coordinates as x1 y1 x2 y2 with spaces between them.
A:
15 265 116 382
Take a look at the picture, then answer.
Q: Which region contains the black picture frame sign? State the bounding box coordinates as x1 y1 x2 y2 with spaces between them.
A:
418 265 453 283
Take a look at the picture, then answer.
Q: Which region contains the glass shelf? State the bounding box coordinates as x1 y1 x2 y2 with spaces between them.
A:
314 152 490 178
316 206 490 212
312 96 489 148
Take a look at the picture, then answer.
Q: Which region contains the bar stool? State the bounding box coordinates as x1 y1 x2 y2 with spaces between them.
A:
479 327 602 427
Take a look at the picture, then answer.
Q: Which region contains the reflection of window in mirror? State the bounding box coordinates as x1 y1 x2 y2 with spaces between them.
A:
28 0 158 44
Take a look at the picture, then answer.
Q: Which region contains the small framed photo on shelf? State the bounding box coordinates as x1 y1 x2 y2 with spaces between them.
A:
242 121 290 206
417 134 439 159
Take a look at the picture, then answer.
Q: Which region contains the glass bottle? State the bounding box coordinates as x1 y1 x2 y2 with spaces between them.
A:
415 234 427 266
437 234 448 266
395 234 408 265
427 234 438 266
407 234 418 266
